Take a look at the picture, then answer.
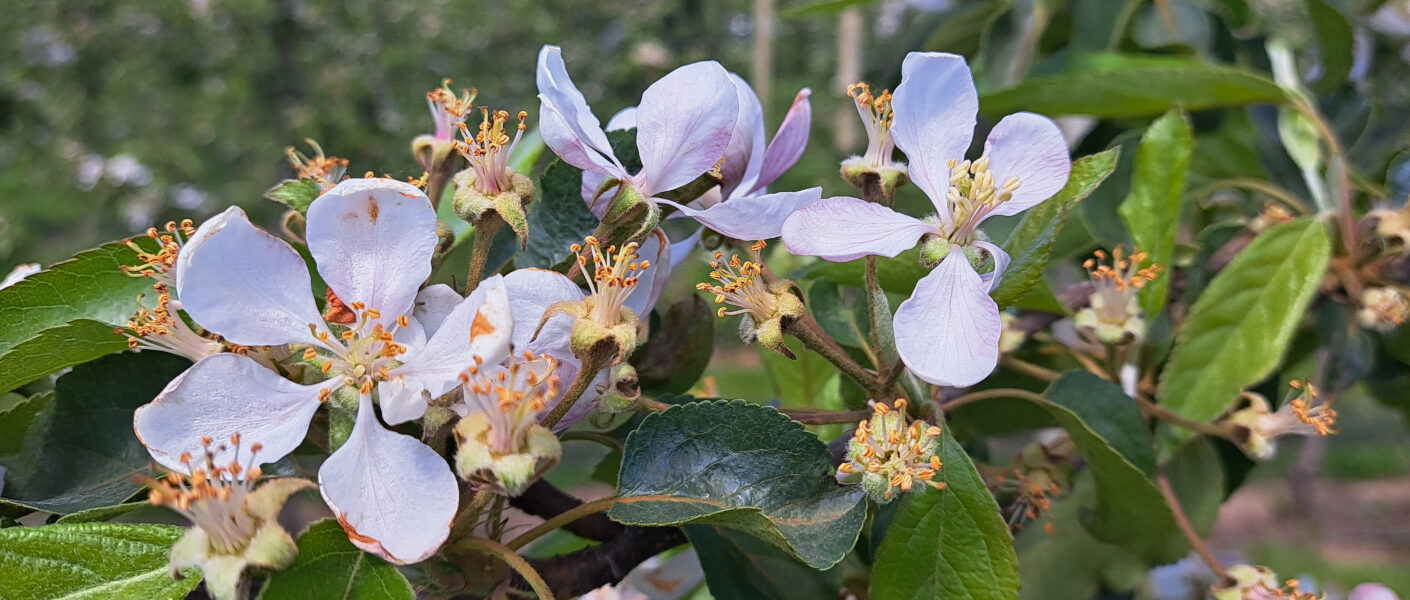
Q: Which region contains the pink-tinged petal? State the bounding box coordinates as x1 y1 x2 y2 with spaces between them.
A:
972 240 1011 292
412 284 462 339
720 74 767 199
537 46 625 177
635 61 739 197
781 196 938 262
306 179 437 327
658 187 822 240
175 206 325 347
748 87 812 195
894 252 1001 387
605 107 638 132
983 112 1071 217
504 268 585 356
669 227 704 270
382 276 514 425
1350 584 1401 600
319 394 458 565
624 229 671 319
580 170 613 219
890 52 978 215
133 354 330 474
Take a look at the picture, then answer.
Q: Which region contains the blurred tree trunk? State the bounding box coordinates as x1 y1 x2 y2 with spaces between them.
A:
752 0 774 112
834 7 863 153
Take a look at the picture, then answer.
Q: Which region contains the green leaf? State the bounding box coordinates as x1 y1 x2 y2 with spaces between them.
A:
797 249 929 297
981 53 1287 118
808 280 873 350
264 178 322 214
760 339 841 410
517 159 599 269
1307 0 1354 93
0 241 158 392
632 295 715 395
54 501 148 524
609 400 866 569
685 525 841 600
0 522 199 599
870 430 1018 600
1119 109 1192 316
1159 218 1330 429
1 352 191 514
0 320 133 394
258 520 414 600
0 392 51 456
993 148 1121 308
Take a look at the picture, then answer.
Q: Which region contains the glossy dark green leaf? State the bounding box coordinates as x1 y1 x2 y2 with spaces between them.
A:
0 523 199 599
610 400 866 569
264 178 321 214
0 320 133 394
685 525 841 600
993 148 1121 308
981 53 1287 118
0 241 158 392
0 392 50 456
807 280 872 350
1119 109 1192 316
258 519 414 600
870 430 1018 600
1 351 191 514
517 159 599 269
54 501 148 524
1159 219 1330 429
633 295 715 395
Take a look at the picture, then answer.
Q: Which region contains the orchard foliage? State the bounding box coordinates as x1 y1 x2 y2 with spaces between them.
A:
3 1 1410 599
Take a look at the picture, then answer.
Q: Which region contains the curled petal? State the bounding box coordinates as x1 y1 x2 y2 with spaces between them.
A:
307 179 437 328
383 275 514 425
781 196 938 262
635 61 739 197
605 107 638 132
750 87 812 195
982 112 1071 217
972 240 1011 292
623 228 672 319
412 284 462 339
537 45 626 178
658 187 822 241
894 252 1001 387
319 394 459 565
891 52 978 216
504 268 585 357
134 353 331 473
176 206 325 348
720 74 767 199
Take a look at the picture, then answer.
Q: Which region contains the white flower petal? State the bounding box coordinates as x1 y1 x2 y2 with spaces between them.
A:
750 88 812 195
319 394 459 565
972 240 1011 292
176 206 325 347
893 252 1001 387
382 275 514 425
658 188 822 241
781 196 938 262
537 45 626 177
890 52 978 216
720 73 767 199
134 353 331 473
635 61 739 197
412 284 463 338
983 112 1072 217
623 229 672 319
306 179 438 327
504 268 584 357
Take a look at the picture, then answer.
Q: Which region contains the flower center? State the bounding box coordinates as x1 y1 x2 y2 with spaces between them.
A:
426 79 476 141
572 236 649 326
305 304 411 398
120 221 225 361
284 139 349 189
1082 246 1161 325
838 399 944 501
847 82 895 168
458 351 561 454
143 434 265 555
697 241 777 322
455 107 529 195
943 157 1021 244
1284 379 1338 436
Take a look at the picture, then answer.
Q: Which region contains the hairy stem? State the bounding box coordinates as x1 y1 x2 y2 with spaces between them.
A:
465 216 503 294
509 480 624 543
942 387 1046 413
784 312 877 396
506 496 621 551
780 406 873 425
541 353 606 429
999 355 1061 382
461 537 556 600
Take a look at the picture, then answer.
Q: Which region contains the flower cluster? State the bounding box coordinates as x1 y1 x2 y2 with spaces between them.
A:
836 399 946 503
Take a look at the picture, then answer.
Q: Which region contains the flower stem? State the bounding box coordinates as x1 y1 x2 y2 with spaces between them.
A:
784 312 877 396
462 537 557 600
942 388 1046 413
1157 470 1226 580
465 216 503 294
426 156 459 213
863 256 899 370
1133 394 1232 438
999 355 1061 382
506 495 622 551
780 406 874 425
541 354 606 429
